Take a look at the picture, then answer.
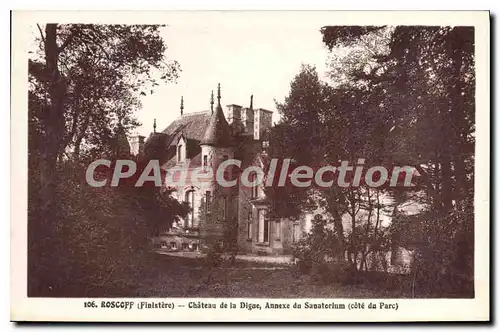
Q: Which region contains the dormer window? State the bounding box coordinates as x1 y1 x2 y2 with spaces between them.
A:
177 136 186 163
177 145 183 162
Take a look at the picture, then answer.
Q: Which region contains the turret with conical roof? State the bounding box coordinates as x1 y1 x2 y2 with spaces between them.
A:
114 122 131 158
198 84 236 247
201 83 232 147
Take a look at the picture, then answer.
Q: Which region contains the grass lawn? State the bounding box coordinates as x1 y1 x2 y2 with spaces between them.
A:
91 253 412 298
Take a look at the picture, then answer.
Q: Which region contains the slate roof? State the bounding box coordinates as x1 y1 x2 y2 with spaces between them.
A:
162 152 203 170
162 111 212 142
200 104 233 147
144 104 233 168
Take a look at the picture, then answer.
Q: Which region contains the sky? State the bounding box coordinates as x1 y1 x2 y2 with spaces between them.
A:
135 16 331 136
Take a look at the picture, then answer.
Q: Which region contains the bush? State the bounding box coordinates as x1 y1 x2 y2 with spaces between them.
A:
203 242 224 268
291 215 346 283
412 216 474 297
292 239 313 273
28 159 187 297
392 201 474 297
222 220 239 265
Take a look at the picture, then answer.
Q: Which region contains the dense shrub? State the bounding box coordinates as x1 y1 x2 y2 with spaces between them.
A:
203 242 224 268
390 194 474 297
413 208 474 297
292 238 313 273
291 215 346 283
28 159 188 297
202 221 239 268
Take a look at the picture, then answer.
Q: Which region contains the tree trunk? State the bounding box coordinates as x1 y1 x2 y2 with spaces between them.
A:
330 206 345 260
349 193 358 271
37 23 66 238
73 113 91 160
440 157 453 211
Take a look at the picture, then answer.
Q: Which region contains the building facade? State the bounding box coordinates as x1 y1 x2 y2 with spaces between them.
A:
130 86 415 271
131 86 311 255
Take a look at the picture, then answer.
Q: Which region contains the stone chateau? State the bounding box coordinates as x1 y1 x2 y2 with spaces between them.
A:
130 85 313 255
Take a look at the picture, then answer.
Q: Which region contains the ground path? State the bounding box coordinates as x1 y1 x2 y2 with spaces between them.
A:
155 249 294 266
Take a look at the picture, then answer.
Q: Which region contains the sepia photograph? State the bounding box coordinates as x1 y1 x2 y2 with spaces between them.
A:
11 10 490 322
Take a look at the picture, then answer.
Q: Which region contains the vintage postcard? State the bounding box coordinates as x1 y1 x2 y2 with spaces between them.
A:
11 10 490 322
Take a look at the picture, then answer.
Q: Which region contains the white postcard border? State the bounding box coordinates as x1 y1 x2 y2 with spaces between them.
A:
10 10 490 322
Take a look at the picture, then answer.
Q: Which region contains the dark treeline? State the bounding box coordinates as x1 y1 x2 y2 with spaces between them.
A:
265 26 474 297
28 24 187 296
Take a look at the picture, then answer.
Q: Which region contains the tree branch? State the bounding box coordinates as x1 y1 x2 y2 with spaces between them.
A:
58 31 75 54
413 164 441 206
36 24 45 45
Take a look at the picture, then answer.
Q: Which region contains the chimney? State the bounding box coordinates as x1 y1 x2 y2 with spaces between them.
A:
225 104 242 125
241 107 254 135
130 134 146 156
254 108 273 140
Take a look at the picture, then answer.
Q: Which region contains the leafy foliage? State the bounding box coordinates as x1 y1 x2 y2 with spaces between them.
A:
292 215 353 284
28 24 186 296
30 24 180 159
321 26 386 49
271 26 475 296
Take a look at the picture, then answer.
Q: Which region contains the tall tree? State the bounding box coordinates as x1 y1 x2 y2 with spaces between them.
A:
27 24 187 296
321 25 475 213
271 26 474 286
29 24 180 225
320 25 475 293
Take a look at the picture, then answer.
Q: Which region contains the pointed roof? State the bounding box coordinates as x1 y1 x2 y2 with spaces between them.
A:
201 84 232 147
114 123 131 157
200 103 232 146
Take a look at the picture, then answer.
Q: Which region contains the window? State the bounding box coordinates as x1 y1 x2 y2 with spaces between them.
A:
177 145 183 162
184 190 195 227
221 155 230 180
222 196 228 220
257 209 269 243
247 212 253 240
247 222 253 240
205 191 211 214
203 155 208 170
250 172 259 198
292 223 301 243
275 220 281 240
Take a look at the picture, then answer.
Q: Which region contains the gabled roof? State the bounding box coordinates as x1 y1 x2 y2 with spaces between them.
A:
200 104 233 147
162 111 212 142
